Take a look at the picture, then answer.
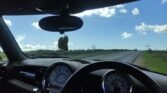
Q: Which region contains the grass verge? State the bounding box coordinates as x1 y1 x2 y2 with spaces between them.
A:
137 51 167 75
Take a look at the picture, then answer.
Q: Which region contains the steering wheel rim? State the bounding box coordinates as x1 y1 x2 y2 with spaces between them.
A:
61 61 161 93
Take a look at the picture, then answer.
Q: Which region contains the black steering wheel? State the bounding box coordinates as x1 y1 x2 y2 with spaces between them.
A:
61 61 161 93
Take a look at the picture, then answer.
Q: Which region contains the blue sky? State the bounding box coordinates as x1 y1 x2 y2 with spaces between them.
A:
2 0 167 51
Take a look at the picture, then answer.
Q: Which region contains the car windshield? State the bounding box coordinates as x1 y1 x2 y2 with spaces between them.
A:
3 0 167 74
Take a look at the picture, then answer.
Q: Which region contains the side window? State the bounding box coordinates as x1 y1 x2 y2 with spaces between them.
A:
0 46 7 61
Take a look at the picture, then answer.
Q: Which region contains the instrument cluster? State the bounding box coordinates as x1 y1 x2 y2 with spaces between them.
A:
43 63 73 93
102 71 133 93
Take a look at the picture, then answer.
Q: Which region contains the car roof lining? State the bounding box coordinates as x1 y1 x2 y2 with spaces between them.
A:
0 0 138 15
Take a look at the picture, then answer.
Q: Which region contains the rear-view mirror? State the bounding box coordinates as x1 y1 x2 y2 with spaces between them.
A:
39 16 83 33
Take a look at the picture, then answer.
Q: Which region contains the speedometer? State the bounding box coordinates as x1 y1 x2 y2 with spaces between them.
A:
102 71 133 93
48 65 72 86
44 63 73 93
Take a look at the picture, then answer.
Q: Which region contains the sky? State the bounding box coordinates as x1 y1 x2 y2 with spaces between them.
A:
2 0 167 51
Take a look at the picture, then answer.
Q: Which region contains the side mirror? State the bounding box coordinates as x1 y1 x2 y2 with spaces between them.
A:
39 16 83 34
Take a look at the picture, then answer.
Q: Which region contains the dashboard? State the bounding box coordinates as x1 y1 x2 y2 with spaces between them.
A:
0 58 167 93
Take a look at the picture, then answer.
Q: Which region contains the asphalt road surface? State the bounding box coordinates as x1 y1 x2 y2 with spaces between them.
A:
83 51 142 63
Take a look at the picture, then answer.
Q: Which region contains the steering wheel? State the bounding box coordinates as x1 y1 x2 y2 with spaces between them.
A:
61 61 161 93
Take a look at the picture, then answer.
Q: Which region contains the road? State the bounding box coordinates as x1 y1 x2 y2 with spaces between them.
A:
83 51 142 63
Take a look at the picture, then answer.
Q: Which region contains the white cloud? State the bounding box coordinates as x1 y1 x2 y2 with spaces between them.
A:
162 0 167 4
53 41 58 46
68 42 74 46
23 44 56 51
31 22 41 30
121 32 133 39
16 35 26 44
16 35 48 51
24 44 47 51
4 19 12 26
0 47 3 52
74 4 127 18
119 9 127 14
21 42 76 51
135 22 167 34
53 41 58 49
75 7 116 18
16 35 26 50
114 5 124 8
15 35 79 51
132 8 139 16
